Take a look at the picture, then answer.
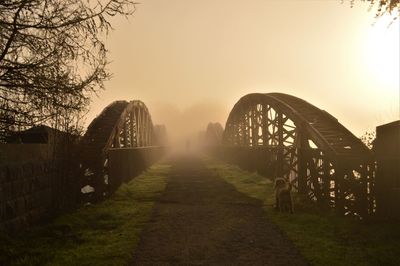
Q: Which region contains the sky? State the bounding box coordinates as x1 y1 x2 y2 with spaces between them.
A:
87 0 399 142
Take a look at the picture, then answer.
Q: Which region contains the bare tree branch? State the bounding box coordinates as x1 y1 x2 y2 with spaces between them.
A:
0 0 136 140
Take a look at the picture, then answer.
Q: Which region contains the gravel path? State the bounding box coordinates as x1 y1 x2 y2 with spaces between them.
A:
131 155 308 266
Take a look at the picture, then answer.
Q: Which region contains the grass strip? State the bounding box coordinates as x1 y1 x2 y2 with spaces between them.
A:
203 156 400 266
0 162 171 266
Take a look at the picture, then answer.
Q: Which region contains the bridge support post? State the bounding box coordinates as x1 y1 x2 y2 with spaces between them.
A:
277 112 284 178
359 160 369 218
297 148 307 194
322 158 331 207
130 111 135 147
335 161 345 215
297 130 308 194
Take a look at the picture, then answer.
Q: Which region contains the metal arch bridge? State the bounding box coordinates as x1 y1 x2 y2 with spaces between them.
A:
78 93 374 216
214 93 374 217
80 100 166 201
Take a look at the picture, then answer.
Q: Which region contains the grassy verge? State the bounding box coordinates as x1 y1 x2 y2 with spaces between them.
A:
0 162 171 266
203 156 400 266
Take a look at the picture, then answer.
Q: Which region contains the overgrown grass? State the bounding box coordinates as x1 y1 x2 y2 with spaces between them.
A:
0 162 171 266
203 156 400 266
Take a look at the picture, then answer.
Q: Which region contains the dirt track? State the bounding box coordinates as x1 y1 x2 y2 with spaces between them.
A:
131 155 307 266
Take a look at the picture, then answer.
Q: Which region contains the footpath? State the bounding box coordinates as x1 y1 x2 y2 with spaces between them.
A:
131 155 307 266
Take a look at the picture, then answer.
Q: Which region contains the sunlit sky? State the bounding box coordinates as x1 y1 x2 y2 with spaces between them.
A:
87 0 399 141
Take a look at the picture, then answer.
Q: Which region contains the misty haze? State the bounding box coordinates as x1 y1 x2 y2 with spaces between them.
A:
0 1 399 266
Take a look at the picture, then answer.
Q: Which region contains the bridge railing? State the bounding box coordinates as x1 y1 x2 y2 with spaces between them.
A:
208 144 375 218
208 145 277 177
80 146 168 203
108 146 167 192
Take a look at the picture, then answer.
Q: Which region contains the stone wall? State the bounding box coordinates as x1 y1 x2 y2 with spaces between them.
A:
0 144 166 232
0 161 53 231
0 144 78 232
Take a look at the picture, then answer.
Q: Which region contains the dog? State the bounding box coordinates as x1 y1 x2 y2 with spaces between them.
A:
274 177 294 213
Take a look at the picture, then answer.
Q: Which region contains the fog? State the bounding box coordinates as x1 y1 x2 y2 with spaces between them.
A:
85 0 399 143
149 101 228 149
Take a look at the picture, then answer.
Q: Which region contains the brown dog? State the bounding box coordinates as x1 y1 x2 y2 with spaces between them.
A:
274 177 294 213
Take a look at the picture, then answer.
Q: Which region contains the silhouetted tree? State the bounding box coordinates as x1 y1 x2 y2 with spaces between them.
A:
0 0 136 140
351 0 399 18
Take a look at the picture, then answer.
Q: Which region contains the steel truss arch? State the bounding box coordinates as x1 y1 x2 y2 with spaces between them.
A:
223 93 374 216
80 100 156 200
